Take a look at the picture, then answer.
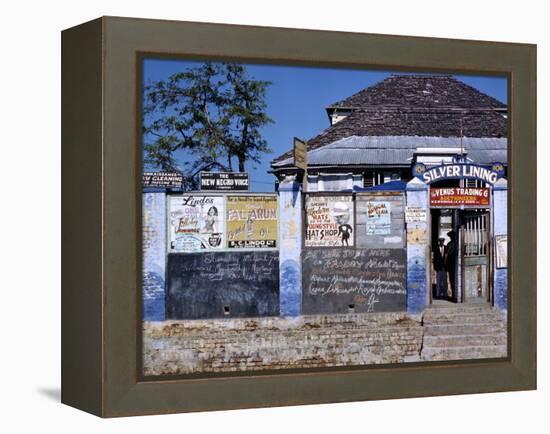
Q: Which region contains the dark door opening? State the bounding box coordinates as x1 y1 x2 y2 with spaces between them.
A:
430 209 458 302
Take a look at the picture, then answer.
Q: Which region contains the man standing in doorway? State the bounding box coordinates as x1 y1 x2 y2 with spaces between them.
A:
445 230 457 298
433 237 448 298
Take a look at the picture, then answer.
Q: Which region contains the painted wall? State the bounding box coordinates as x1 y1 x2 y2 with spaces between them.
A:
492 179 508 311
142 192 167 321
406 178 430 315
278 180 302 316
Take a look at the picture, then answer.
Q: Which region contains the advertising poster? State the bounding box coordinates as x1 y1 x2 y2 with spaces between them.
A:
305 195 354 247
168 195 225 252
366 201 392 235
405 206 427 223
226 196 278 248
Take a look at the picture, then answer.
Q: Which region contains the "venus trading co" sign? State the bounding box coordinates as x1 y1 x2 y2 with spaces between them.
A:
430 187 490 208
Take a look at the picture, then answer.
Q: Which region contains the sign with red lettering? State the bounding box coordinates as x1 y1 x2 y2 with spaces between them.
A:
430 187 490 207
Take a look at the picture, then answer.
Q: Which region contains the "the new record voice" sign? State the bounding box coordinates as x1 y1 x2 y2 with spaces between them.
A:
200 172 249 191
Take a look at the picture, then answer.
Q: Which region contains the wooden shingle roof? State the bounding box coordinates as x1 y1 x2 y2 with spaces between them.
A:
327 74 506 111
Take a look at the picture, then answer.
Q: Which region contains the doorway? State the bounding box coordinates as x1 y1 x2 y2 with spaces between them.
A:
430 209 458 302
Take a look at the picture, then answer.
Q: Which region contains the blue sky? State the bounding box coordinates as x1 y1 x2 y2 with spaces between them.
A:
143 58 507 192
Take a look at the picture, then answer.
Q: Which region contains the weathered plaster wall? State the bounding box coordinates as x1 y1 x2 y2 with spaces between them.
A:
142 192 167 321
278 180 302 317
142 313 423 375
492 179 508 311
406 178 429 315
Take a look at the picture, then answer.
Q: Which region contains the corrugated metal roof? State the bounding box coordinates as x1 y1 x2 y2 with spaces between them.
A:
272 135 507 167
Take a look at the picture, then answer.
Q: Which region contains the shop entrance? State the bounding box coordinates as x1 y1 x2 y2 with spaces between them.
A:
430 208 491 304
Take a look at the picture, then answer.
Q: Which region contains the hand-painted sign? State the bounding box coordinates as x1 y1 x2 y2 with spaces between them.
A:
200 172 249 191
366 201 391 235
430 187 490 207
226 196 278 248
142 171 183 189
412 163 504 185
168 195 225 252
405 206 427 223
305 195 354 247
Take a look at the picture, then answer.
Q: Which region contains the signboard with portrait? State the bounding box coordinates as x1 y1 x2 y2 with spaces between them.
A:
366 201 392 235
226 196 278 248
168 195 225 252
305 195 354 247
430 187 490 208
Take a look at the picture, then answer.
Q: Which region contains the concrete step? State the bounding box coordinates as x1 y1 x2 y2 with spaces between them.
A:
423 333 507 347
424 305 498 314
423 323 506 336
423 313 505 325
421 345 508 361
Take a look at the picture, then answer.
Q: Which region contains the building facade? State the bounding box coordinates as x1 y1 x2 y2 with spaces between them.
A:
271 74 508 312
141 75 508 374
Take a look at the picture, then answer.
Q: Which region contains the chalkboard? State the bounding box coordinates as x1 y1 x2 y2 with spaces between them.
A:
166 251 279 319
302 248 407 314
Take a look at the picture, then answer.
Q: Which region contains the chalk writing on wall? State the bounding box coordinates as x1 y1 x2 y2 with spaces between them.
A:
302 248 407 314
305 195 354 247
366 201 391 235
166 251 279 319
226 196 278 248
168 195 225 252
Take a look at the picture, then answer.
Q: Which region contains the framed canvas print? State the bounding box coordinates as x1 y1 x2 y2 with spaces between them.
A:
61 16 536 417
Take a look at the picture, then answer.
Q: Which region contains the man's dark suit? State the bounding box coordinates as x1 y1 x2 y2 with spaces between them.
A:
433 241 447 297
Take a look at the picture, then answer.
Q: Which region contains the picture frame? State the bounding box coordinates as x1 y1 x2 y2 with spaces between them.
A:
61 16 536 417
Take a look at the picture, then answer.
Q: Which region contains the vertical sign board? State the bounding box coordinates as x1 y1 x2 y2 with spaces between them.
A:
305 195 354 247
294 137 307 191
168 195 225 252
226 196 278 248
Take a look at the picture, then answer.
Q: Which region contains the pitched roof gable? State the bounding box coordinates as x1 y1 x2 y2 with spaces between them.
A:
327 75 506 111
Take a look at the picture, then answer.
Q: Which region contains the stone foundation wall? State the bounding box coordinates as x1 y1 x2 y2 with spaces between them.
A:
143 313 423 376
